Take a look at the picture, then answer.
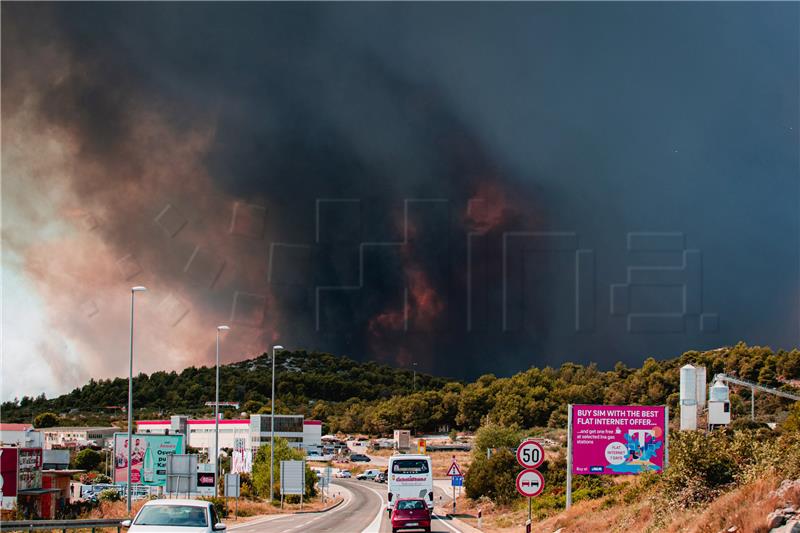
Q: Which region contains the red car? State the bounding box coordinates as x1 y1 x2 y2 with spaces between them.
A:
391 498 431 533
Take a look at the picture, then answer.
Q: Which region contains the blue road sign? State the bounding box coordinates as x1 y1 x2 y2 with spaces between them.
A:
451 475 463 487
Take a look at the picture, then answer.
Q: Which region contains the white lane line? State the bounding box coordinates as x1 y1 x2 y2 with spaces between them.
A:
432 514 462 533
359 483 387 533
228 485 354 532
227 514 289 530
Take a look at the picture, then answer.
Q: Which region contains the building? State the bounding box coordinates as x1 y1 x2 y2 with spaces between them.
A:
136 415 322 454
0 423 43 448
40 427 118 449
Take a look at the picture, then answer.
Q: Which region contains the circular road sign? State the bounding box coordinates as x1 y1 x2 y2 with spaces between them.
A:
516 439 545 469
516 469 545 498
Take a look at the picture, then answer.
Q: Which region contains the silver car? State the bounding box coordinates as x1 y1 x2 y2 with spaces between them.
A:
122 499 226 533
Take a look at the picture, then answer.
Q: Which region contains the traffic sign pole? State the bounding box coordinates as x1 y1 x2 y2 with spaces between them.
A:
566 404 573 510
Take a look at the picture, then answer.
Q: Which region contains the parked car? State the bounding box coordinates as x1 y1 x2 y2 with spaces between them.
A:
350 453 371 462
356 469 382 480
390 498 431 533
122 499 225 533
335 470 352 478
374 471 387 483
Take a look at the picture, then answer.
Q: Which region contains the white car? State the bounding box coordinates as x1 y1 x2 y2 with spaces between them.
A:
335 470 352 478
122 499 226 533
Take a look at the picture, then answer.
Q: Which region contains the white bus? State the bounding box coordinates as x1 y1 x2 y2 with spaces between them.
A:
387 454 434 515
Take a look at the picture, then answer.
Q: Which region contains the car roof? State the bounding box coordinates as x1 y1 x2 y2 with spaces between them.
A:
142 499 211 507
396 497 426 501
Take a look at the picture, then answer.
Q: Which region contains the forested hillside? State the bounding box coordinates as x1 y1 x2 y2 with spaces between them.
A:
3 343 799 433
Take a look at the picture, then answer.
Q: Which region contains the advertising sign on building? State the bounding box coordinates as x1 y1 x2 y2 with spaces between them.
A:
113 433 184 486
17 448 43 491
570 405 667 475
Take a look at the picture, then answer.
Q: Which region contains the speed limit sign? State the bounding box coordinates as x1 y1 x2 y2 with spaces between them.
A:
516 439 545 469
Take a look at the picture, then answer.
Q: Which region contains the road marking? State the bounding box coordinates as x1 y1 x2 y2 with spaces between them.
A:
359 483 387 533
432 514 462 533
227 514 288 530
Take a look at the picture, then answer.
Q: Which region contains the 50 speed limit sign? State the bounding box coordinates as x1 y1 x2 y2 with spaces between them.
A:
516 439 545 469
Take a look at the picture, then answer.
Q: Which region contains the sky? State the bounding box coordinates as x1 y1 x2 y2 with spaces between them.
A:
2 2 798 402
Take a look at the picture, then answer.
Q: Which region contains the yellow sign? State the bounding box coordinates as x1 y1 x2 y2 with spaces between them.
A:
418 438 426 454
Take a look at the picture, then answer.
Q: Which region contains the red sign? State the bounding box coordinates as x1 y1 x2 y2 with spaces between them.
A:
1 448 19 498
515 469 544 498
516 440 545 469
445 462 463 477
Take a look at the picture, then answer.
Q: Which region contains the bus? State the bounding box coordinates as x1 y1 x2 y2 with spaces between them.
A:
387 454 433 515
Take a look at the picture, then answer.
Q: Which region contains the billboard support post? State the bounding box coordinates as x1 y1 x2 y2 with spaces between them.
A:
566 404 573 510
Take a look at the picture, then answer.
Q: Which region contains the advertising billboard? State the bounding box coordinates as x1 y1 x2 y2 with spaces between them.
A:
18 448 43 490
1 447 19 509
571 405 666 475
231 437 252 474
114 433 184 486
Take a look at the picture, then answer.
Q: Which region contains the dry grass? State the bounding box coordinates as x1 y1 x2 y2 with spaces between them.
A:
456 473 800 533
79 494 340 522
430 451 471 478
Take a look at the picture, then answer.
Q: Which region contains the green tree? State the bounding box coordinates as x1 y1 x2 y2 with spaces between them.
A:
33 412 59 428
73 449 102 471
251 437 317 500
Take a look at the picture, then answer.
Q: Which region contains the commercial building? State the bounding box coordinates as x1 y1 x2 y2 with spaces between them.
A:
40 427 118 449
0 424 43 448
136 415 322 454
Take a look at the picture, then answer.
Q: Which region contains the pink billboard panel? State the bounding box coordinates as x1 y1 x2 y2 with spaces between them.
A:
571 405 666 475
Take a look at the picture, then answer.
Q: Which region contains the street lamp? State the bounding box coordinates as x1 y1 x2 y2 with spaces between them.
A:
269 344 284 503
214 325 230 497
127 286 147 513
413 362 418 392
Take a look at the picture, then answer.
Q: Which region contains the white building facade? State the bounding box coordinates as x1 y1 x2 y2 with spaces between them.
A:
136 415 322 454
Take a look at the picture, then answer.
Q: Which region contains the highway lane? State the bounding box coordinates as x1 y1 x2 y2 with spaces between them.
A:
228 479 464 533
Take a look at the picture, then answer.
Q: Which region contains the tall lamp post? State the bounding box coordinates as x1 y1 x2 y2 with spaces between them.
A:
214 325 230 497
269 345 284 503
412 362 418 392
127 286 147 513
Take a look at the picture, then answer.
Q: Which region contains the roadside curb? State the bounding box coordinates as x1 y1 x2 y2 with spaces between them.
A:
442 514 484 533
293 496 345 514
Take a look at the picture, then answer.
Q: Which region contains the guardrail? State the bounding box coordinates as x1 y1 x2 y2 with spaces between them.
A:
0 518 128 532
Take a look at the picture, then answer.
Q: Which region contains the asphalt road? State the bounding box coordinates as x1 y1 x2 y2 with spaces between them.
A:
228 479 464 533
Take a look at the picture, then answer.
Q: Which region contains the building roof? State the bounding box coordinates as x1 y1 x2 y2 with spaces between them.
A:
0 423 33 431
137 417 321 426
39 426 118 432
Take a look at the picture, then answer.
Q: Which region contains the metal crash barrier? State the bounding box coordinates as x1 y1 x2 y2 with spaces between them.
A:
0 518 129 532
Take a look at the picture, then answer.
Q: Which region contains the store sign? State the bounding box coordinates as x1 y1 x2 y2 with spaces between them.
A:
571 405 666 475
113 433 184 486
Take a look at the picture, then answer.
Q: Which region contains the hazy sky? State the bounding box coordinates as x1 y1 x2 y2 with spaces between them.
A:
2 2 798 401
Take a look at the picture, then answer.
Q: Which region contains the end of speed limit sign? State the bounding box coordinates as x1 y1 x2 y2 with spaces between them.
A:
516 469 545 498
516 439 545 469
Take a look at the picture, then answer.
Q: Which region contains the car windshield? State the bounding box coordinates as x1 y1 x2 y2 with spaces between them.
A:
134 505 208 527
392 459 429 474
397 500 425 510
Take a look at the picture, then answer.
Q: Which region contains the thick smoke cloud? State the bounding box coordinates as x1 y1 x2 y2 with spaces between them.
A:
2 3 798 399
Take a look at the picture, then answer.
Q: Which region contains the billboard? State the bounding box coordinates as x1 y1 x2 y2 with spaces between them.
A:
571 405 666 475
1 447 19 508
231 437 252 474
114 433 184 486
18 448 43 490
